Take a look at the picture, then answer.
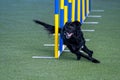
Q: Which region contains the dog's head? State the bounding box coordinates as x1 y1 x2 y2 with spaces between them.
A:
63 21 82 39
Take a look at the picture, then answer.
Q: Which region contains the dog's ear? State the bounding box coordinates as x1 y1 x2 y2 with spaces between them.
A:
73 21 82 30
64 22 71 26
74 21 82 27
62 22 70 32
64 22 72 29
64 21 81 30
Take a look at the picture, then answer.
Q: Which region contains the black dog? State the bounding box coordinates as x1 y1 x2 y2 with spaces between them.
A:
34 20 100 63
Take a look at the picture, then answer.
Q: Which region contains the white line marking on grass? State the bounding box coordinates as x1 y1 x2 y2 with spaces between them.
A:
32 56 55 59
88 15 102 18
85 39 90 41
44 44 54 46
91 10 104 12
83 22 99 24
63 50 84 53
63 50 70 52
82 29 95 32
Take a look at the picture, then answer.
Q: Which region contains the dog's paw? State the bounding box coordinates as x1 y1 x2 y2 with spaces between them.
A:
90 57 100 63
88 51 93 57
76 54 81 60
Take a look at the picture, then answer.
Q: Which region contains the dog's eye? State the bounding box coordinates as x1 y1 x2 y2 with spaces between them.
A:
64 32 66 35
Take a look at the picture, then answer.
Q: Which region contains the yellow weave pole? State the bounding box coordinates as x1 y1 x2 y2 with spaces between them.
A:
82 0 85 20
60 0 64 24
60 0 64 9
86 0 89 14
64 1 68 24
68 0 72 3
54 14 59 58
77 0 80 21
54 0 60 58
72 0 75 22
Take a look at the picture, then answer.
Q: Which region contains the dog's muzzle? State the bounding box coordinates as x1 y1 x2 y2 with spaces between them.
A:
65 32 73 39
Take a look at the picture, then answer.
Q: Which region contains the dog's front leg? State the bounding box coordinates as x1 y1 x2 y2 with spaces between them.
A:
81 45 93 57
66 45 81 60
75 51 82 60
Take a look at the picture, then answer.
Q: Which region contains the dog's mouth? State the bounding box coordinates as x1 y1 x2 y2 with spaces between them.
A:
65 32 73 39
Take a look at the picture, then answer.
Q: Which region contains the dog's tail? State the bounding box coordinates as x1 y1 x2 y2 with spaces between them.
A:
33 20 61 34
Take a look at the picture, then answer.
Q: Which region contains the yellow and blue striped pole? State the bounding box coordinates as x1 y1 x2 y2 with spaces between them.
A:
75 0 77 20
54 0 59 58
64 0 68 24
77 0 80 22
59 0 64 53
71 0 75 22
85 0 89 17
86 0 90 15
68 0 72 22
82 0 85 21
80 0 83 23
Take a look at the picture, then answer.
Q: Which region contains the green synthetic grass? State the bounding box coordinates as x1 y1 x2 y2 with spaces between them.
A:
0 0 120 80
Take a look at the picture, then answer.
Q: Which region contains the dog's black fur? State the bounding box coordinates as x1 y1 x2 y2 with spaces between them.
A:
34 20 100 63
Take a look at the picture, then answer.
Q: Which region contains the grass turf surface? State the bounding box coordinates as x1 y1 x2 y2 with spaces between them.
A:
0 0 120 80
